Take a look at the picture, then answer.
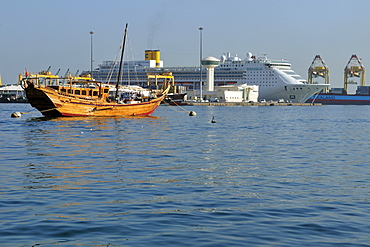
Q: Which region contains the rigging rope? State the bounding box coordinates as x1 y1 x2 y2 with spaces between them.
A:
162 98 191 114
311 92 320 104
127 37 140 84
106 51 120 84
17 106 60 115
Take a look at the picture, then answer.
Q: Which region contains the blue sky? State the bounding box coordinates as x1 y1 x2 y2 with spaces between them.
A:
1 0 370 92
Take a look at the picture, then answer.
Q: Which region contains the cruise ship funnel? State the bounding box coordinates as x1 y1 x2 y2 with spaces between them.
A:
145 50 161 68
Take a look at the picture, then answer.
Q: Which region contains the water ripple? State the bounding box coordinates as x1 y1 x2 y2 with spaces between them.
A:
2 104 370 246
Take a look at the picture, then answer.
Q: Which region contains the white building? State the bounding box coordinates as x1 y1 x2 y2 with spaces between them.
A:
214 84 259 102
186 84 259 102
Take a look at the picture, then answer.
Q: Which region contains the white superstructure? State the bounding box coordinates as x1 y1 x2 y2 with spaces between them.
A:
84 51 329 103
217 52 328 102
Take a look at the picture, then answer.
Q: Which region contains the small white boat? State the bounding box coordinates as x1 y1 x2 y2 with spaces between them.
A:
0 84 28 103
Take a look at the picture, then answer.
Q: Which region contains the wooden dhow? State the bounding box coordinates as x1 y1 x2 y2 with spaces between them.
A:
20 23 172 117
20 71 172 117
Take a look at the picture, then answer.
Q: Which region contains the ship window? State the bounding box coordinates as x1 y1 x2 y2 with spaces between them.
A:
68 89 72 94
104 89 109 93
61 89 66 93
75 90 80 95
82 90 87 95
93 91 98 96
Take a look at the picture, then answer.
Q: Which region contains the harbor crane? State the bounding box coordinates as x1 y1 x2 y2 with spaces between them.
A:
344 54 365 92
308 55 329 93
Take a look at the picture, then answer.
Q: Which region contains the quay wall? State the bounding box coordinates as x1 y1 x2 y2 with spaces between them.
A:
185 102 322 106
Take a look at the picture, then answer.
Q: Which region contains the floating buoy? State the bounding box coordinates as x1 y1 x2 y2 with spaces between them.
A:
189 111 197 116
211 116 216 123
11 112 22 118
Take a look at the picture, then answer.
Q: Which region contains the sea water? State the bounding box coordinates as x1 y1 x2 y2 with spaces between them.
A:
1 103 370 246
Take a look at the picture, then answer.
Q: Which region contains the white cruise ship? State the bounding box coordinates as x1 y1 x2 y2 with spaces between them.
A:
84 50 329 103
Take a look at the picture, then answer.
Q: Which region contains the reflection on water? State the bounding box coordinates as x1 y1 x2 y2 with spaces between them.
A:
21 114 169 195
